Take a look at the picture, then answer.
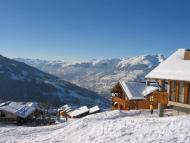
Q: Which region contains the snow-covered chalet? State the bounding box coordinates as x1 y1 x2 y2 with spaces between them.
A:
111 81 160 110
146 49 190 115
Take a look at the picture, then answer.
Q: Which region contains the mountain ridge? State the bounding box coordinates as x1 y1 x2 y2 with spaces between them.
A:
0 54 108 108
15 54 165 97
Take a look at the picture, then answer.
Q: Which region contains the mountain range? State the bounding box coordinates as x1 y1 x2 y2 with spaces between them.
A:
15 54 165 97
0 55 109 108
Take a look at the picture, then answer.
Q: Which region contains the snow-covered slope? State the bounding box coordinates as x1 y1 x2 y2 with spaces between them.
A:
16 54 164 97
0 55 108 108
0 110 189 143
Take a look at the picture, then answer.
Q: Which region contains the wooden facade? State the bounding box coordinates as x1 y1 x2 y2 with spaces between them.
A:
152 91 168 105
168 80 190 107
145 49 190 115
111 83 168 110
111 96 156 110
145 79 190 115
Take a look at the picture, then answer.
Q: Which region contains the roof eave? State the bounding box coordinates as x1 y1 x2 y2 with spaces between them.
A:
145 77 190 82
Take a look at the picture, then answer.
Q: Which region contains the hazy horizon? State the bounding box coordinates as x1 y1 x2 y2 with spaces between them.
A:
4 52 166 62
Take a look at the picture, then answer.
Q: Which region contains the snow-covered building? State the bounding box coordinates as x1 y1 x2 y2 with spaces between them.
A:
0 101 43 123
111 81 158 110
68 106 89 118
146 49 190 115
89 106 100 114
58 105 100 119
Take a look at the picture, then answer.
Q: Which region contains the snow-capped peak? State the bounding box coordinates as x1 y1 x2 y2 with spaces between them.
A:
15 54 165 96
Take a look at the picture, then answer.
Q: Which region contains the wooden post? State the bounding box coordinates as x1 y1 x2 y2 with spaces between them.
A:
146 80 150 86
168 81 172 101
176 81 179 102
158 80 165 117
159 80 165 91
158 103 164 117
184 82 188 104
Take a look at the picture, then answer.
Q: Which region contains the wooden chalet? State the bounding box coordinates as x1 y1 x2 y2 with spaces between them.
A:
146 49 190 115
0 101 44 123
111 81 159 110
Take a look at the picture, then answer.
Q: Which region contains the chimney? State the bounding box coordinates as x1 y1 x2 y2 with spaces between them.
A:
184 49 190 60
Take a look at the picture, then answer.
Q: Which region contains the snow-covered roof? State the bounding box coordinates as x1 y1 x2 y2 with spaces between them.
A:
68 106 89 118
146 49 190 81
119 81 158 100
142 86 158 97
89 106 100 114
0 101 40 118
58 104 72 112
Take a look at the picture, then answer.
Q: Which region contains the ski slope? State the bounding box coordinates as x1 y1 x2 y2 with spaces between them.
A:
0 110 189 143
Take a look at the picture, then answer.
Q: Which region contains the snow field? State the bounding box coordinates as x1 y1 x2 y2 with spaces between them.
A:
0 110 190 143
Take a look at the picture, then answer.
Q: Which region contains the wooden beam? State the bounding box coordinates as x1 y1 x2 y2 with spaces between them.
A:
169 81 172 101
184 82 189 104
159 80 165 91
176 81 179 102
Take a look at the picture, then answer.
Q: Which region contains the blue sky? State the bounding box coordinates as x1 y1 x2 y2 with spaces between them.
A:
0 0 190 61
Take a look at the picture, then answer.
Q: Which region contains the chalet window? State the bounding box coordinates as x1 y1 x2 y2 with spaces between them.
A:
171 81 176 101
0 111 5 117
179 81 185 103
